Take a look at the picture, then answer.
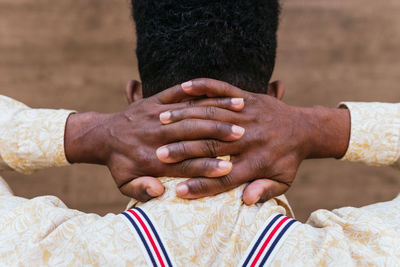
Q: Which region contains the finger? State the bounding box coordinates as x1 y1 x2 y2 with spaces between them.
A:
157 140 242 163
155 83 205 104
153 78 250 104
161 119 245 142
168 158 232 178
175 161 250 199
184 97 245 111
119 176 165 202
242 178 289 206
181 78 248 98
160 105 243 125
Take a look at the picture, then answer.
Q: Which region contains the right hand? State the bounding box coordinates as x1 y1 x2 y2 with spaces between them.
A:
64 80 246 201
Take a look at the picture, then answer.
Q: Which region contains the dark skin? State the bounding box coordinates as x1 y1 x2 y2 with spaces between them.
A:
65 78 350 204
128 78 351 204
64 80 246 201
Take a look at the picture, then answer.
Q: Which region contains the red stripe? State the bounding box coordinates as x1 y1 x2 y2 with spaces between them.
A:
250 216 290 267
128 209 166 267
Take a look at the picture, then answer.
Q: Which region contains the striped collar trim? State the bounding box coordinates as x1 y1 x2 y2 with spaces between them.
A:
122 207 174 267
239 213 299 267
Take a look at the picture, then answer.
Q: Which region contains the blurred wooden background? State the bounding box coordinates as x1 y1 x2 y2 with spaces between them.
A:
0 0 399 221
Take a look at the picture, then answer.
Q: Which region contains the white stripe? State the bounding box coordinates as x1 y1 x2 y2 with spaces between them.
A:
133 209 169 266
261 221 300 267
139 207 176 267
120 213 155 267
238 213 282 267
251 216 285 265
254 217 294 267
239 214 299 267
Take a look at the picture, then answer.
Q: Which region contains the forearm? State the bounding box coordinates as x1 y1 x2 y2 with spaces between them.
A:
64 112 113 165
300 102 400 169
302 106 351 159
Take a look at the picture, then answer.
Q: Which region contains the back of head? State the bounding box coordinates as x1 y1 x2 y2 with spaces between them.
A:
132 0 280 97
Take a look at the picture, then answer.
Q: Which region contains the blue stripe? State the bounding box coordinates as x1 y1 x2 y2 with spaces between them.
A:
135 207 174 267
122 212 157 267
259 219 296 266
241 214 283 267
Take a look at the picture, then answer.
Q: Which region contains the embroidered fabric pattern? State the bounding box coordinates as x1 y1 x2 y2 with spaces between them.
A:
340 102 400 167
122 207 174 267
240 214 299 267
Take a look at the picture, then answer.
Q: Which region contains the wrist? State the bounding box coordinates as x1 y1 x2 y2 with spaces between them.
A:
301 106 350 159
64 112 112 164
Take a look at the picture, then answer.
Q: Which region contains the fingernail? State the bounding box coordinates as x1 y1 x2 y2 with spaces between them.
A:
231 125 245 138
218 160 232 171
156 146 169 159
231 98 244 107
181 81 193 91
159 111 171 124
176 183 189 196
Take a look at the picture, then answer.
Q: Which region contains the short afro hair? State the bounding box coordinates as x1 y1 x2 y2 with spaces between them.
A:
132 0 280 97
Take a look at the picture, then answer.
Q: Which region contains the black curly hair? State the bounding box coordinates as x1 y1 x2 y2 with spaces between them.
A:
131 0 280 97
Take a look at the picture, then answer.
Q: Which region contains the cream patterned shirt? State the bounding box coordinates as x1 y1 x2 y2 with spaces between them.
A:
0 96 399 266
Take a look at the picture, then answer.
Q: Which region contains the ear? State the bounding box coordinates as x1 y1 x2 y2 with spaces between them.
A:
267 80 285 100
125 80 143 104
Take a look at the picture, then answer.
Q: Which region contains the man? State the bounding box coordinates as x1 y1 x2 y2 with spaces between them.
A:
121 1 400 266
0 1 399 267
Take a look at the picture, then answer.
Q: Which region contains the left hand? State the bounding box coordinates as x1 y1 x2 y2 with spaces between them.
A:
157 78 350 204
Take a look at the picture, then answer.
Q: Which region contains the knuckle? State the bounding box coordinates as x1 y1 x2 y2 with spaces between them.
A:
136 148 153 167
179 159 192 174
217 98 229 107
177 142 189 157
219 174 234 187
204 106 216 120
188 179 209 194
213 121 226 133
247 94 257 103
186 100 196 108
203 139 220 156
149 107 160 118
170 110 181 121
201 159 215 172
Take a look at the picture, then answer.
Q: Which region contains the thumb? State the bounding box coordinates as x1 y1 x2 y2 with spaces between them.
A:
119 176 165 202
242 178 289 205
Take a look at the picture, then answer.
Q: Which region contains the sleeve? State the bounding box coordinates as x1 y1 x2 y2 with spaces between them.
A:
0 177 146 266
339 102 400 169
274 195 400 266
0 95 74 174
